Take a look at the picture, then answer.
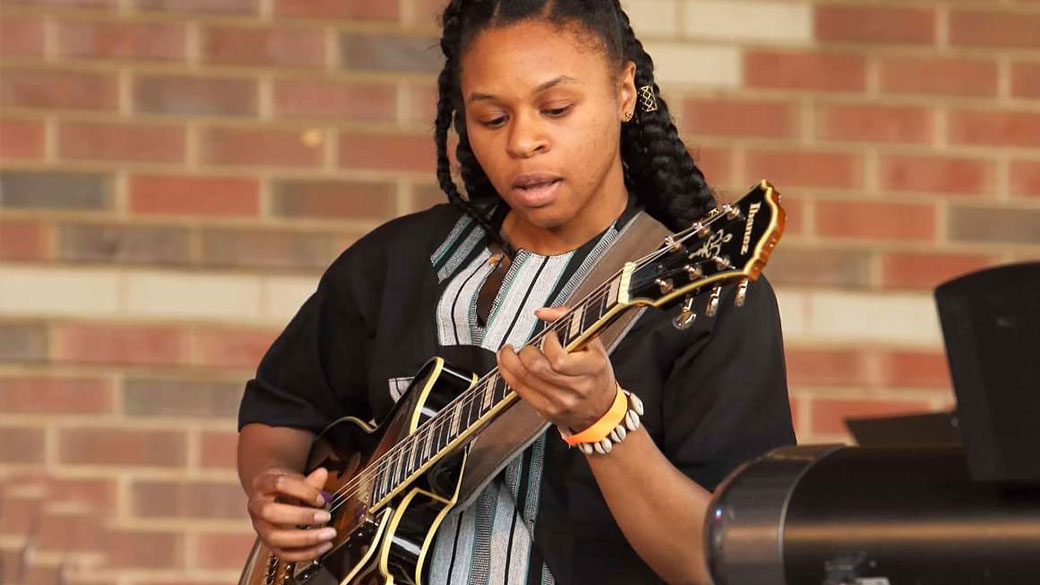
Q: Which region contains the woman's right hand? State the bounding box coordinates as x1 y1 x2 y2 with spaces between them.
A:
246 467 336 562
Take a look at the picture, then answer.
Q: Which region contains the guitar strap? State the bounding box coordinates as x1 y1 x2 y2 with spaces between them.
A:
455 210 673 509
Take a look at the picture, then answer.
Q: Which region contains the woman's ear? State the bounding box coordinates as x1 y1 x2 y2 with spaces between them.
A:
618 60 637 121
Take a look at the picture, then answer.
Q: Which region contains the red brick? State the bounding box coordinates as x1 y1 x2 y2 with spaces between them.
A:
200 127 323 167
37 510 106 553
879 155 994 196
785 348 873 387
271 179 396 220
879 351 952 390
0 220 49 261
690 146 733 188
950 10 1040 49
199 431 238 469
131 479 246 520
416 0 452 26
1010 160 1040 198
58 428 186 467
948 110 1040 149
0 69 118 111
339 133 436 172
59 122 186 163
201 229 336 270
1011 62 1040 99
744 51 866 93
196 532 255 569
767 247 871 288
745 150 862 190
43 477 118 512
273 79 396 122
683 99 798 139
105 529 184 569
0 376 115 414
0 119 45 159
276 0 398 20
53 324 191 366
57 21 185 60
817 104 932 144
0 15 45 57
405 83 439 125
136 0 256 14
815 5 935 45
134 75 257 117
201 26 324 67
815 201 935 241
2 0 116 8
193 328 278 369
879 57 998 98
129 175 259 217
775 196 803 236
811 399 932 436
0 426 45 463
881 252 994 290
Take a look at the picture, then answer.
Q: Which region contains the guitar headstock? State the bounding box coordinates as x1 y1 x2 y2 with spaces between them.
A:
621 180 784 322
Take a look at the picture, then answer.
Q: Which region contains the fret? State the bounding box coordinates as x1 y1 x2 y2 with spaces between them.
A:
422 430 433 461
606 277 620 306
482 374 496 410
380 464 390 497
582 295 601 332
391 451 403 486
568 305 584 339
449 401 462 437
408 435 419 472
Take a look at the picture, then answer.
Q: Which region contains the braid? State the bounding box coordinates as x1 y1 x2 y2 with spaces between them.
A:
611 1 715 231
432 0 716 235
434 0 504 243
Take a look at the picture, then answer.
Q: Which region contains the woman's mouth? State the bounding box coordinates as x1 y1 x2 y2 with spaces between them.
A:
511 177 563 207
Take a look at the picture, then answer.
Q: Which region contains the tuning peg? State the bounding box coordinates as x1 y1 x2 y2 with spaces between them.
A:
655 278 673 294
706 286 722 317
735 278 750 307
663 236 683 253
714 256 732 271
685 264 704 280
690 221 711 239
673 296 697 330
721 203 742 220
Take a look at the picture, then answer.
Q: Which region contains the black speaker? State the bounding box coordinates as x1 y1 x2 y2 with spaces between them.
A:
935 262 1040 484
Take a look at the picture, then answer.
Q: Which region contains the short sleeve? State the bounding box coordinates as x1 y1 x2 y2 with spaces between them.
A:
660 275 795 491
237 249 376 434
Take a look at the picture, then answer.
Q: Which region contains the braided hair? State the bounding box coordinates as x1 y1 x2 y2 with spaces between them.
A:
434 0 715 238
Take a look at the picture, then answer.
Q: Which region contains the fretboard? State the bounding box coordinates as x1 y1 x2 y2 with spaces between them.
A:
367 271 628 506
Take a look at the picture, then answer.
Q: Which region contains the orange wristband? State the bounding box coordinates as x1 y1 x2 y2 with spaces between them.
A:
563 383 627 446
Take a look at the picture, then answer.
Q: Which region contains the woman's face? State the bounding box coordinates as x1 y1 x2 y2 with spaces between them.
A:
459 19 635 232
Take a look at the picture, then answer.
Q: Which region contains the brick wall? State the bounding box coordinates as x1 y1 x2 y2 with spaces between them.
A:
1 0 1037 582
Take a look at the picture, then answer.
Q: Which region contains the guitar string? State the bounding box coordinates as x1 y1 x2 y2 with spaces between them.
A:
319 209 738 513
318 208 738 512
318 209 737 513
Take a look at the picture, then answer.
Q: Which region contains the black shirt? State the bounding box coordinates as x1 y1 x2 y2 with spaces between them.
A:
239 201 795 584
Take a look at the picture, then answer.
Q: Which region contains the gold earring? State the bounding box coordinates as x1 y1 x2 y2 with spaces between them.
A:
623 111 633 122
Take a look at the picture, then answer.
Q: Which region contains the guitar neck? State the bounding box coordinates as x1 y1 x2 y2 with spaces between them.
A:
369 271 629 506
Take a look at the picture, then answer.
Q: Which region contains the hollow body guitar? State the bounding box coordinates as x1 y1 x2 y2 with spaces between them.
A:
239 181 786 585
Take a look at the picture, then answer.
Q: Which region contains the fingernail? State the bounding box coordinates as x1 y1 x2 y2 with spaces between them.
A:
315 492 327 506
318 527 337 540
314 510 331 523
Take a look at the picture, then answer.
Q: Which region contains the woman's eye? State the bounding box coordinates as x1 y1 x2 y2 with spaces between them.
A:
482 116 507 128
544 105 572 117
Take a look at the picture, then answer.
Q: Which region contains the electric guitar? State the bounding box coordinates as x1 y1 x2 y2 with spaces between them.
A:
239 180 786 585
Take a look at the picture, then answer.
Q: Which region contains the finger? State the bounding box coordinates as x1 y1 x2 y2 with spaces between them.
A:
270 541 335 563
516 344 584 392
498 346 555 415
255 501 332 527
258 472 325 507
304 467 329 504
534 306 570 323
263 523 337 550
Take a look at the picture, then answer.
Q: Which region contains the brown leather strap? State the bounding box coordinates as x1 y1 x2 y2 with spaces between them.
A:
455 211 672 508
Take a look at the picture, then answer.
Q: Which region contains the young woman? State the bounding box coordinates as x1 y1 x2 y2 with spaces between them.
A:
237 1 794 584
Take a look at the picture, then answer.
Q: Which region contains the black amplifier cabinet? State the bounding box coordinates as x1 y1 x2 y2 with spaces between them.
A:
706 445 1040 585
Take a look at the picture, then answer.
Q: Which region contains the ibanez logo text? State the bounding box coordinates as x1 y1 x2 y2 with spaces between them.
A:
740 203 761 254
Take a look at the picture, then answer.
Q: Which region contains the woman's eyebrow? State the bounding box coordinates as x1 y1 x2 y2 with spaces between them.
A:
467 75 579 103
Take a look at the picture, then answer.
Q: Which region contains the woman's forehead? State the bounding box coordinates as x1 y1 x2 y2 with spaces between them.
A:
460 20 612 95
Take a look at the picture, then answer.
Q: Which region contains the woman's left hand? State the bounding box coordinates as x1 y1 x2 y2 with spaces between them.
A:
497 306 618 432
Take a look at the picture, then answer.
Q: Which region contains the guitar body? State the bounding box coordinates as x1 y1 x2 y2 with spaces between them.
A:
238 357 477 585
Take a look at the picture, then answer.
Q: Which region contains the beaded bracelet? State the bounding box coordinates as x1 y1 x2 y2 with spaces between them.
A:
558 385 644 455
